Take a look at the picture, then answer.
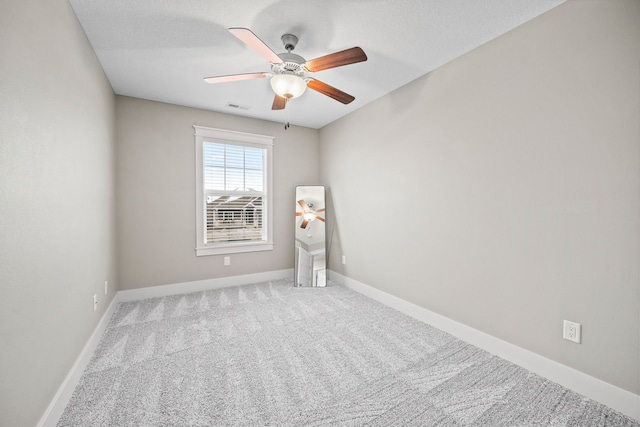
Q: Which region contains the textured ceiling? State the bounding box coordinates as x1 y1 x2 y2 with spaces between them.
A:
68 0 565 129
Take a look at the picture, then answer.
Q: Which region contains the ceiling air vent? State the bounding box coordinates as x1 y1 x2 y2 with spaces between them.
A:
226 102 251 110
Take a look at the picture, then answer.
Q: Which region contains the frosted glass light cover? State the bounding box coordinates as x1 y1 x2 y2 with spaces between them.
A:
270 74 307 99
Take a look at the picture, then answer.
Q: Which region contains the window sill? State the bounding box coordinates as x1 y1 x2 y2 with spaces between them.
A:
195 241 274 257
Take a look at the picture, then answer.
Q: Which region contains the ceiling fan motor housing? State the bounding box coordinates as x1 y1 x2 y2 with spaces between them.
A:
272 52 306 77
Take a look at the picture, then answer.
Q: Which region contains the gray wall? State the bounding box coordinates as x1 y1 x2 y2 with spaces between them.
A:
0 1 117 426
320 0 639 393
116 96 319 290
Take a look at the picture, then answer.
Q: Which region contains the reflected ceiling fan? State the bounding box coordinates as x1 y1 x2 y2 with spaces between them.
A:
296 199 325 229
204 28 367 110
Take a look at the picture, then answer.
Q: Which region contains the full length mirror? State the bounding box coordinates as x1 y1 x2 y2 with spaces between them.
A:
294 186 326 287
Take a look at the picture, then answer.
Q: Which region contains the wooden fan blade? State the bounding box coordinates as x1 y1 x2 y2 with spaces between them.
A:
315 208 325 213
229 28 283 64
316 216 325 222
305 47 367 72
297 199 310 212
272 94 287 110
296 212 303 216
300 219 309 229
307 80 355 104
204 72 268 84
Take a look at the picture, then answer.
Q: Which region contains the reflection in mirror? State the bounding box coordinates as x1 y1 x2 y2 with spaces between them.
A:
294 186 326 287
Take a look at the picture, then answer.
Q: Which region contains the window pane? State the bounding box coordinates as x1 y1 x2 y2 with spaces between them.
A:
225 168 244 191
203 142 265 193
225 145 244 169
206 196 264 243
245 148 263 170
245 169 263 192
201 138 268 246
204 167 224 191
203 143 224 167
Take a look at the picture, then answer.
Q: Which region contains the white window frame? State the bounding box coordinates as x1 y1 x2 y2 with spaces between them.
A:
194 125 274 256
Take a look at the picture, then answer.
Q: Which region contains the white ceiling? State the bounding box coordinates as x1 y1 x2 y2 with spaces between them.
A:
68 0 565 129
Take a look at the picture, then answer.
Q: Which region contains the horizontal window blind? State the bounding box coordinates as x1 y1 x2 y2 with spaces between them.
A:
203 142 265 244
204 143 264 192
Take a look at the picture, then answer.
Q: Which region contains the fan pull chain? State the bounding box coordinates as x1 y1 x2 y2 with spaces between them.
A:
284 103 292 130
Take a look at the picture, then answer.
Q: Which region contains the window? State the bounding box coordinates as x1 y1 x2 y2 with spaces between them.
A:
194 125 273 256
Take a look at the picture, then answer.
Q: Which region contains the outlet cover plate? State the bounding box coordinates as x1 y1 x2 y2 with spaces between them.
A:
563 320 581 344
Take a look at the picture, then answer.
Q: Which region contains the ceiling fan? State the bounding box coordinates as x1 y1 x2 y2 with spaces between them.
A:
204 28 368 110
296 199 325 229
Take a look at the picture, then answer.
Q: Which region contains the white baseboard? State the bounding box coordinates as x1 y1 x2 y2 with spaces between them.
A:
118 269 293 302
329 270 640 421
37 294 120 427
38 269 293 426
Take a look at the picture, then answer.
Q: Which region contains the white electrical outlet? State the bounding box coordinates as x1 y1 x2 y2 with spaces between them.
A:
342 255 346 265
93 294 98 312
224 256 231 266
104 280 108 295
563 320 581 343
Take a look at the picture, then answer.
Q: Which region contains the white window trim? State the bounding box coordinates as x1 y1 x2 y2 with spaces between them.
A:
194 125 274 256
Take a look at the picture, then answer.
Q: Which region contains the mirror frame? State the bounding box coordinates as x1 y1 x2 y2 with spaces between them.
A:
294 185 326 287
